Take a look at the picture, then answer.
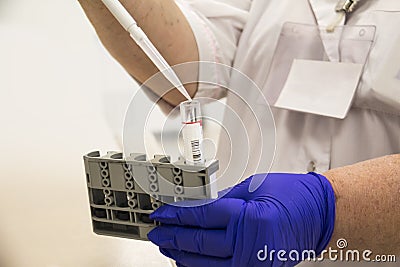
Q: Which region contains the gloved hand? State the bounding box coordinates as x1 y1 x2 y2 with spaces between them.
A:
148 173 336 267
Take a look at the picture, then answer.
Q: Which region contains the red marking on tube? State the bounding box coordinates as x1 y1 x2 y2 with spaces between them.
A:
183 120 202 126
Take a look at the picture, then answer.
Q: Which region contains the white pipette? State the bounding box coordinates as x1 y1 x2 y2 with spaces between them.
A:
101 0 192 101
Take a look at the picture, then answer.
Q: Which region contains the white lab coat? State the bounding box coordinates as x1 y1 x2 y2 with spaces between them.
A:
176 0 400 183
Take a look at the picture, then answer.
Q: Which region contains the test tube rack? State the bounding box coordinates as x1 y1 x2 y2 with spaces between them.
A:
84 151 219 240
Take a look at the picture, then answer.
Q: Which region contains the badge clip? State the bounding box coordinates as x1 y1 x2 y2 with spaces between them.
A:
335 0 360 13
327 0 361 32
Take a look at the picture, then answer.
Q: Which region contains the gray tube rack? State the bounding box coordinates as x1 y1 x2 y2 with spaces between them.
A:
84 151 219 241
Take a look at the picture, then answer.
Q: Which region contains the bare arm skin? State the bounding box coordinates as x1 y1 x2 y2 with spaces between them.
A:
324 154 400 255
78 0 199 106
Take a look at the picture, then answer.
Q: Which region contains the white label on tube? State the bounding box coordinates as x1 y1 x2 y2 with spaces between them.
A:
182 122 204 164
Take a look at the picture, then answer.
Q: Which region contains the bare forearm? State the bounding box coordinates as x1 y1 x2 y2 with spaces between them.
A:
78 0 199 106
324 154 400 255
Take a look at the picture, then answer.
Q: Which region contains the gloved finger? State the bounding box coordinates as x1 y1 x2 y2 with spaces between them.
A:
219 176 252 199
150 198 245 228
148 225 234 258
221 173 269 200
217 187 232 198
160 248 232 267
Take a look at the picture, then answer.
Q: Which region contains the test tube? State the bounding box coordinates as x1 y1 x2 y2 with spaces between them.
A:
180 100 204 165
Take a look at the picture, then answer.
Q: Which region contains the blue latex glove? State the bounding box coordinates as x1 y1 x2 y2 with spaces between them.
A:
148 173 336 267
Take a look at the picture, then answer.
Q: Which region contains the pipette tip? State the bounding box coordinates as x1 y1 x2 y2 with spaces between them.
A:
178 86 192 101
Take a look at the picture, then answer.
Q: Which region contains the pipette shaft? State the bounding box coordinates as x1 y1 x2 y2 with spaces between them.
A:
101 0 192 101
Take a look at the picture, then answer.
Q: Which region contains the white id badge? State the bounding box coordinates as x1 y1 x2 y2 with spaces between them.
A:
275 59 363 119
261 23 375 119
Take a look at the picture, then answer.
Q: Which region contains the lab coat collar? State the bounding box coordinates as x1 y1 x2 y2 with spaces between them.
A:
308 0 345 27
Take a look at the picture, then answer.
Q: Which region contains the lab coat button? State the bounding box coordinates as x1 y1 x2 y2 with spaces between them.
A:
307 161 316 172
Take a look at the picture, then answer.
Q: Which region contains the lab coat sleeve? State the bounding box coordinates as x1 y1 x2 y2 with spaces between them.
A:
175 0 251 100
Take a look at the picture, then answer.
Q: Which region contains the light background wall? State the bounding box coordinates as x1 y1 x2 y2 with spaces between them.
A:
0 0 171 266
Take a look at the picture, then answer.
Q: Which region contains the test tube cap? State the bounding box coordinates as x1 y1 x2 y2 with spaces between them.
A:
180 100 202 124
